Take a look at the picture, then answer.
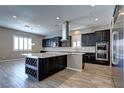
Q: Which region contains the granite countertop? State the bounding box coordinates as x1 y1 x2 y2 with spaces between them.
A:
22 52 85 58
22 53 68 58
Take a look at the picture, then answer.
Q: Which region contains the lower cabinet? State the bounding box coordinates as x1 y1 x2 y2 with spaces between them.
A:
25 55 67 81
83 53 109 65
45 55 67 76
83 53 96 64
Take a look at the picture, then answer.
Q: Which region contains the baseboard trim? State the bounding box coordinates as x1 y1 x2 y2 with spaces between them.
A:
0 58 24 63
66 67 82 72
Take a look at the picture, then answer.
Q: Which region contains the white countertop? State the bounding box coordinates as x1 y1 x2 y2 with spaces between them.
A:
22 52 85 58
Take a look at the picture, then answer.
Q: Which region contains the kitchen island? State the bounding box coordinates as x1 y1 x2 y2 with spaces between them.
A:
22 52 85 81
23 53 68 81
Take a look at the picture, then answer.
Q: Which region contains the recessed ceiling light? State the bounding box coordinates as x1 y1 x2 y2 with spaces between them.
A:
13 16 17 18
95 18 98 21
38 25 41 27
56 17 60 20
91 5 95 7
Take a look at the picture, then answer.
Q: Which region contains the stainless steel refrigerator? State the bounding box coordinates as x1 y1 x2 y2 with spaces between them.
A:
111 5 124 88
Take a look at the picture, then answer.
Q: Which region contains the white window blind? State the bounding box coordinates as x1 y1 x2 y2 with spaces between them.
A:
14 36 32 51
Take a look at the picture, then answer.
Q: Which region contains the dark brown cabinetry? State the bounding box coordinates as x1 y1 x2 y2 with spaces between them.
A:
83 53 96 64
45 55 67 76
42 36 72 47
42 37 62 47
81 33 96 46
25 55 67 81
83 53 110 65
96 30 110 42
81 30 110 47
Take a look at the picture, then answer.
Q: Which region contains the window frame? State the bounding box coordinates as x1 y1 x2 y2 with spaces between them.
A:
13 35 32 51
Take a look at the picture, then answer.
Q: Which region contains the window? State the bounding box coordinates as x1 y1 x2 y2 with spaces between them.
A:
14 36 32 51
24 38 28 50
19 37 23 50
14 36 19 50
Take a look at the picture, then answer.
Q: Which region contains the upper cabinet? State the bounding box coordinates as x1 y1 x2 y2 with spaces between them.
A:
42 36 72 47
42 37 62 47
81 33 96 46
42 29 110 48
81 30 110 47
95 30 110 42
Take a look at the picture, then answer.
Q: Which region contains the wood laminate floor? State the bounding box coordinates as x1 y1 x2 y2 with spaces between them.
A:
0 59 114 88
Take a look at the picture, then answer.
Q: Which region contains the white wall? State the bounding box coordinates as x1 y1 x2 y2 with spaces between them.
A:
0 27 44 61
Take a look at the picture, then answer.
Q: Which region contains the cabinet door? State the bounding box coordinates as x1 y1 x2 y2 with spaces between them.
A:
96 31 102 42
90 33 96 46
55 56 67 70
45 39 49 47
96 30 110 42
105 30 110 41
82 33 96 46
45 57 55 76
81 34 87 46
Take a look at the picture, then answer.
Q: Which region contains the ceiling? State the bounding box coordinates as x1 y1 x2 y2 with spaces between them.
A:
0 5 115 36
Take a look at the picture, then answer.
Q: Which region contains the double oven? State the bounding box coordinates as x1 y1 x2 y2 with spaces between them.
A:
96 42 109 61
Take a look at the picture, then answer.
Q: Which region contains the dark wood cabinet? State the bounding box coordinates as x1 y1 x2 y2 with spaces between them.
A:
83 53 110 66
81 33 96 46
83 53 96 64
25 55 67 81
45 57 56 76
61 36 72 47
81 30 110 46
96 30 110 42
42 37 62 47
42 39 51 47
42 36 72 47
45 55 67 76
55 55 67 70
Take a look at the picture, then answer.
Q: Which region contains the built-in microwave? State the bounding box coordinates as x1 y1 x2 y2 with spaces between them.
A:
96 42 108 51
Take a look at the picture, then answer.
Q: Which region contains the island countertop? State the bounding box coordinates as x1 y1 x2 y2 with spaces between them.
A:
22 53 68 58
22 52 85 59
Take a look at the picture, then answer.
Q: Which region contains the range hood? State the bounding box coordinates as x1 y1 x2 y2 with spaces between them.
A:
61 21 69 41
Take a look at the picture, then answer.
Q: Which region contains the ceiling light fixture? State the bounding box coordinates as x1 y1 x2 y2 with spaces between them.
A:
13 16 17 18
91 5 95 7
95 18 98 21
38 25 41 27
56 17 60 20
